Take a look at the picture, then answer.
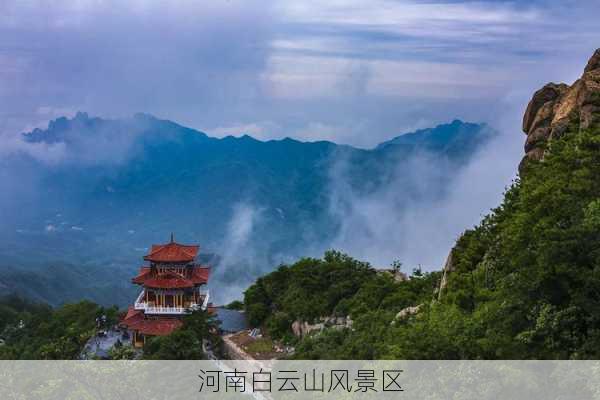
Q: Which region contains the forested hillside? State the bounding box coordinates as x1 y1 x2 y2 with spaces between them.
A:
244 251 441 358
243 49 600 360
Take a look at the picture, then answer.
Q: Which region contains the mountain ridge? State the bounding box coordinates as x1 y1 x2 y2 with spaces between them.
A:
23 111 488 151
376 119 489 150
2 114 495 306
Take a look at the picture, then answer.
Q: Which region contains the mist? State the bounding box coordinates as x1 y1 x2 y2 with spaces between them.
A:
211 203 267 303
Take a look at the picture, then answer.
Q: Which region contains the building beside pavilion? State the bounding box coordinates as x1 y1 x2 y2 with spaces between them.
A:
121 235 211 347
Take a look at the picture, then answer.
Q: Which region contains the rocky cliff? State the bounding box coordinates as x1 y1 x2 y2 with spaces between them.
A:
520 49 600 170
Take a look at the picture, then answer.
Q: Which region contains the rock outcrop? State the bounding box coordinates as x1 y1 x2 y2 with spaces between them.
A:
392 304 423 324
291 316 353 337
377 269 408 282
437 250 455 300
521 48 600 171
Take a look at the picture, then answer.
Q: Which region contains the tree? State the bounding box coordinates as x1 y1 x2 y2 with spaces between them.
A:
142 309 221 360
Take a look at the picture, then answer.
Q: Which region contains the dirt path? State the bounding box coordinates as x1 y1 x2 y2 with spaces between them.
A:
222 333 254 360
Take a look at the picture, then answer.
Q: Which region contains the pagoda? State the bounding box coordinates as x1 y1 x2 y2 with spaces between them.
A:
121 235 211 347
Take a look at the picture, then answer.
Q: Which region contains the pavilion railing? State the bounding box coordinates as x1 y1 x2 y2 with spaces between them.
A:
134 302 202 314
133 290 209 314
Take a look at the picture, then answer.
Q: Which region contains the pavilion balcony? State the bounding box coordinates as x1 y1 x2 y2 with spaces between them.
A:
133 290 209 314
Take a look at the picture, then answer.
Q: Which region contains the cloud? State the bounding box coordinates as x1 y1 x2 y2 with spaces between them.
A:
210 203 267 303
0 0 275 137
226 204 262 250
0 0 598 148
0 131 67 164
326 123 521 270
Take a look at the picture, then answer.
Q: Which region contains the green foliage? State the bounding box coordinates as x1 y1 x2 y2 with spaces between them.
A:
108 344 137 360
143 330 204 360
0 294 110 359
244 251 441 357
244 250 376 330
224 300 244 310
266 312 293 341
432 121 600 359
142 309 221 360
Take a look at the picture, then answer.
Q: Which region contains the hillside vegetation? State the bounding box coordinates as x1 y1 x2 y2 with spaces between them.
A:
244 251 441 358
243 121 600 359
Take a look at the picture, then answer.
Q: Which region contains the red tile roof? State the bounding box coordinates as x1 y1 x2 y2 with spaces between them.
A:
132 267 151 284
132 266 210 287
144 241 199 263
191 267 210 285
121 307 144 328
144 271 194 289
121 308 183 336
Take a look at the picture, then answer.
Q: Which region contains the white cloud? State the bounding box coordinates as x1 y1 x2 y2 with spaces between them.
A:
0 132 67 164
277 0 541 40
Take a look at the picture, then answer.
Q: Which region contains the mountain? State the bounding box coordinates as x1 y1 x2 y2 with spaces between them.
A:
242 49 600 360
0 114 493 306
376 119 488 153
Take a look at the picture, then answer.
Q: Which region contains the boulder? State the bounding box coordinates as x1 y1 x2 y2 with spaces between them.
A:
524 127 550 153
392 304 423 323
520 49 600 172
291 315 353 337
522 83 567 133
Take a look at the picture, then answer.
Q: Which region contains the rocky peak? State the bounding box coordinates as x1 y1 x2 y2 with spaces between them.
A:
520 48 600 171
584 49 600 73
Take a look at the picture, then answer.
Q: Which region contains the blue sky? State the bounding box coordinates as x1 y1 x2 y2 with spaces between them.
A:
0 0 599 147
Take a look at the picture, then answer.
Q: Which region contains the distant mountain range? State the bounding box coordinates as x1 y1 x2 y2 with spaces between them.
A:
377 119 487 150
0 113 494 306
